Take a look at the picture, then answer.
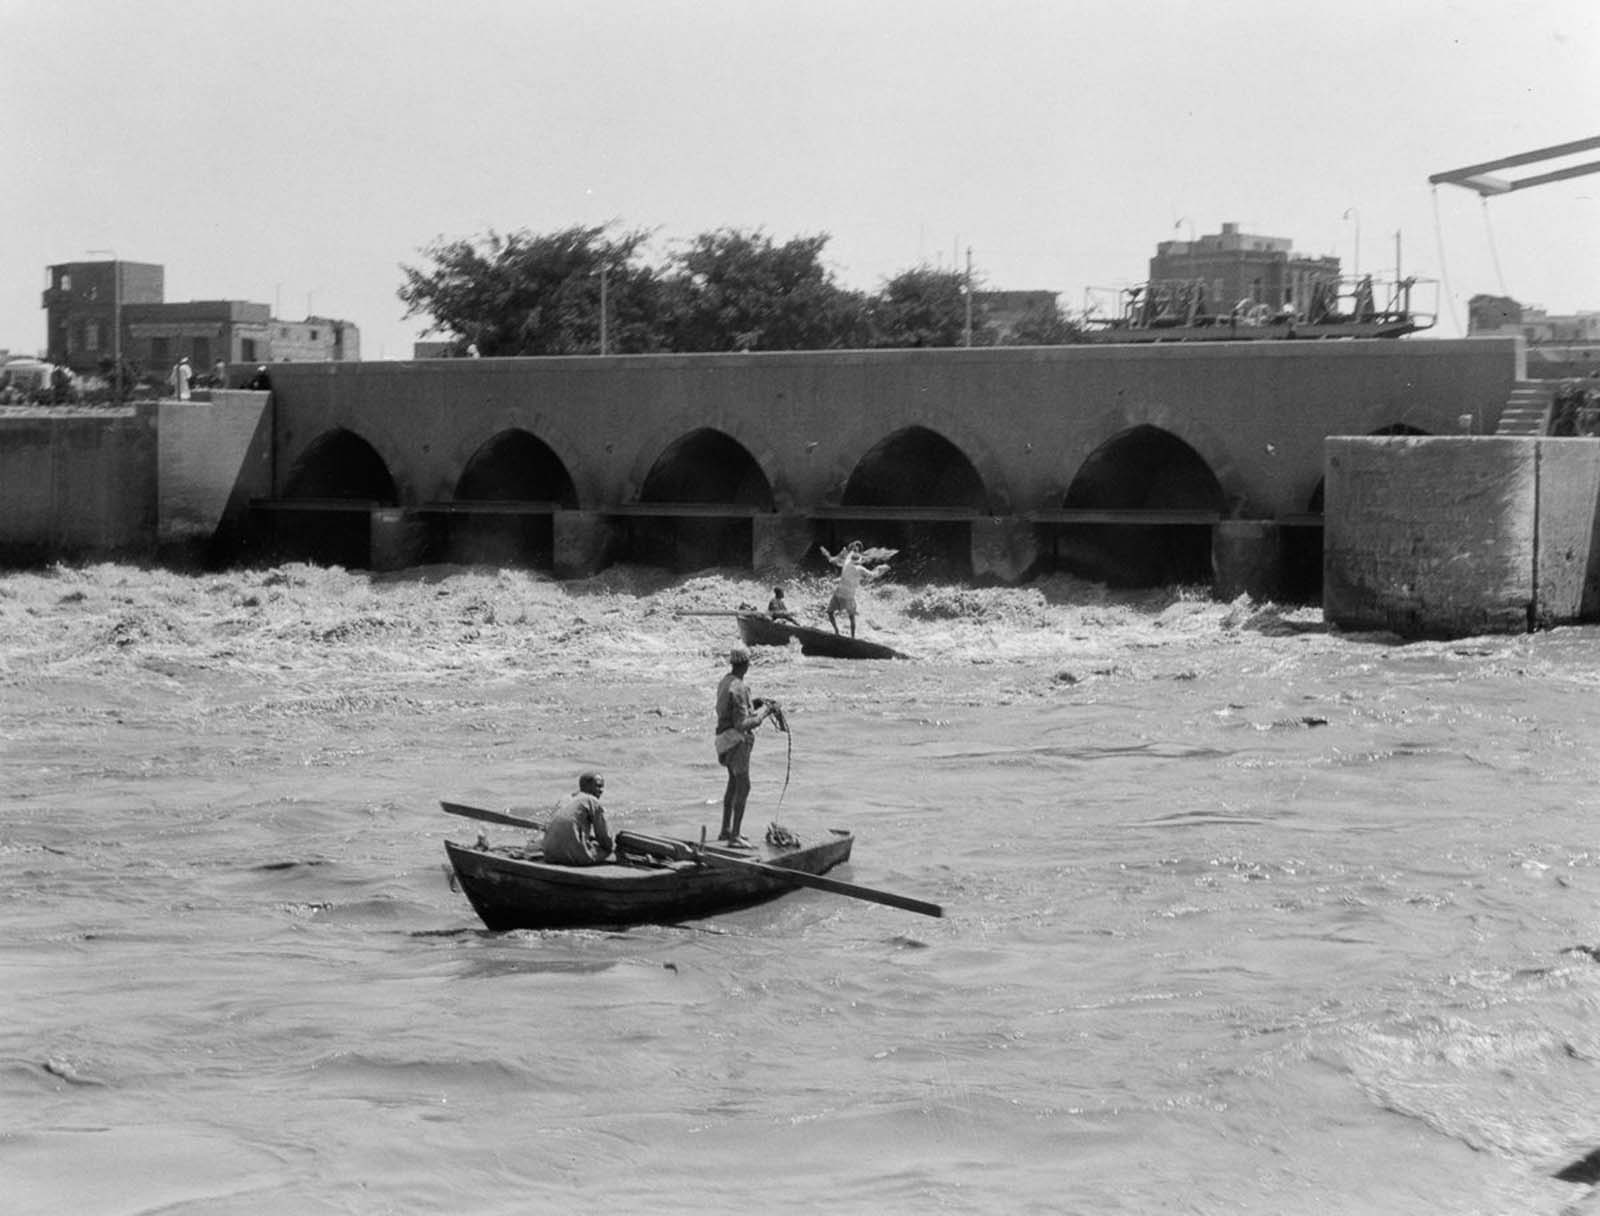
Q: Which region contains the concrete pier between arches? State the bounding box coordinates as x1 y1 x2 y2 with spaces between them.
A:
1211 521 1281 601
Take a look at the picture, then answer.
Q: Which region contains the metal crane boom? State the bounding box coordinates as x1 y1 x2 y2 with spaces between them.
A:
1430 135 1600 197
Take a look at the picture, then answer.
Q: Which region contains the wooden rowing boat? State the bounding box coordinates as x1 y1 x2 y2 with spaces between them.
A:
735 612 909 660
445 827 857 930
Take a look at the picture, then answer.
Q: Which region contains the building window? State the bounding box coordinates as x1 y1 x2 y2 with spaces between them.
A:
152 337 170 367
242 338 257 362
86 321 101 352
310 329 319 341
59 273 71 291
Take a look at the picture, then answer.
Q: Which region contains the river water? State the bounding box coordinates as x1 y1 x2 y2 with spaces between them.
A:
4 562 1600 1215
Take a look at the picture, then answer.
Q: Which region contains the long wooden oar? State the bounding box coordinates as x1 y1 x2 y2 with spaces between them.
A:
619 829 943 919
441 802 944 919
440 801 544 831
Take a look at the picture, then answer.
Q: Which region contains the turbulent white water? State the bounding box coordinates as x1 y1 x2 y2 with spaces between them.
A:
4 562 1600 1214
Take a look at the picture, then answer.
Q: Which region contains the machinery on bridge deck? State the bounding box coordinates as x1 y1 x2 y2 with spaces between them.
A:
1080 273 1436 344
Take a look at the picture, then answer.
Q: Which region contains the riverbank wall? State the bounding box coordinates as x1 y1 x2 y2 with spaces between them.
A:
0 393 272 568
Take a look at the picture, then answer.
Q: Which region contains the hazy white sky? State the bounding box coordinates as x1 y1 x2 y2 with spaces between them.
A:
3 0 1596 359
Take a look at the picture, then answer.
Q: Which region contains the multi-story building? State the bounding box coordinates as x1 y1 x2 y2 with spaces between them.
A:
41 261 164 373
1149 221 1341 312
271 316 360 362
42 260 358 379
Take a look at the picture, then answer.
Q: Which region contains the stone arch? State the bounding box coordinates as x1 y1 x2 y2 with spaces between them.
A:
1052 424 1226 587
455 429 579 506
828 425 990 577
434 429 579 569
638 427 776 508
1370 422 1429 437
627 427 775 572
1058 403 1250 516
840 425 989 510
1063 424 1225 513
283 428 398 503
272 428 397 569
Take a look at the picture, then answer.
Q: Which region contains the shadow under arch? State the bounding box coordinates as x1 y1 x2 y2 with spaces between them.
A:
439 429 580 569
631 427 776 572
284 428 399 503
272 428 399 569
1052 424 1225 588
640 428 776 508
835 425 989 577
457 429 580 505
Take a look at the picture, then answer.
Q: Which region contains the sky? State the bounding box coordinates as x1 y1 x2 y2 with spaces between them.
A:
3 0 1597 360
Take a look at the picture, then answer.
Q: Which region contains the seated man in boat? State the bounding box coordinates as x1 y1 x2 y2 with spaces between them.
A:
766 586 799 624
540 772 615 865
714 645 781 847
820 541 891 638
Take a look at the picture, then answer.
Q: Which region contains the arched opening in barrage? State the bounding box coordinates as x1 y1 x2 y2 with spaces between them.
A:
1051 425 1225 587
834 426 988 577
457 430 579 505
270 429 398 568
630 428 775 571
440 430 579 568
640 429 776 508
283 429 398 503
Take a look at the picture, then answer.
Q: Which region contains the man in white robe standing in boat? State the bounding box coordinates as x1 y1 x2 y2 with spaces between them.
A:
820 541 893 637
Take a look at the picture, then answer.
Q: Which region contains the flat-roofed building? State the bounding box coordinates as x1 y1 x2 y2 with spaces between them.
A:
1150 222 1340 312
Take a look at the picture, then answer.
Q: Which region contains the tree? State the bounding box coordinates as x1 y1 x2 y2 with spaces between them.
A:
867 267 994 348
398 224 662 355
1006 297 1086 346
658 229 868 352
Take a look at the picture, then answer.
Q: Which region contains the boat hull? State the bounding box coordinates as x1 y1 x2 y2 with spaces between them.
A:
735 613 908 660
445 829 855 930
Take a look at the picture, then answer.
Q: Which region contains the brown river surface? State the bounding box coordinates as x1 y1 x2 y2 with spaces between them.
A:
4 562 1600 1215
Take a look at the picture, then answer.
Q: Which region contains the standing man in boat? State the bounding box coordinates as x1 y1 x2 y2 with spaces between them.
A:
541 772 615 865
714 645 781 847
820 541 891 638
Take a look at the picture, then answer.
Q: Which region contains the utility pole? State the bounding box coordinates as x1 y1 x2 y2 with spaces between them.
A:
964 246 973 348
600 265 609 356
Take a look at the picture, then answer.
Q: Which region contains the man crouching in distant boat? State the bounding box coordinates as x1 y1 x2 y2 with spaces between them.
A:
540 772 614 865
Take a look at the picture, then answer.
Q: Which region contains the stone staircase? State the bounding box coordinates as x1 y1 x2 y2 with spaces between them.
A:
1495 381 1555 436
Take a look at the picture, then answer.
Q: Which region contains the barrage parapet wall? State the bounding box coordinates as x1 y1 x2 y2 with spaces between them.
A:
264 338 1522 518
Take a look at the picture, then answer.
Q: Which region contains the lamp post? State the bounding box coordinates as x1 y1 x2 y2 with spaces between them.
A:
87 249 120 401
1341 209 1360 278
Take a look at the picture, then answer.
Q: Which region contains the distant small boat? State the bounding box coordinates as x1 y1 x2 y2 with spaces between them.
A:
735 612 909 660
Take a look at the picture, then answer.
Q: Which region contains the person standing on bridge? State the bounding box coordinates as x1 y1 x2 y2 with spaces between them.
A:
169 356 192 401
821 541 891 637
